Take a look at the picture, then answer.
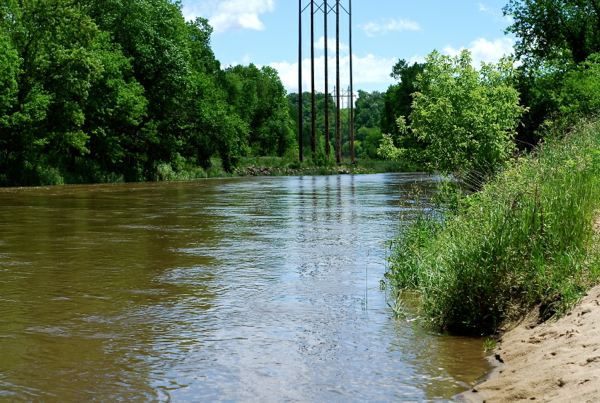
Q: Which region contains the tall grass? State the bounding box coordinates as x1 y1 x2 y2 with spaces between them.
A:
388 119 600 333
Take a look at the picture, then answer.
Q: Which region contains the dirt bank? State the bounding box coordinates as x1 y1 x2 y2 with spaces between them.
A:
459 284 600 402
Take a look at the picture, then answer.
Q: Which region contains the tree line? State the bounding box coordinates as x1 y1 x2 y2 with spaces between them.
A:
5 0 593 186
0 0 295 185
0 0 395 187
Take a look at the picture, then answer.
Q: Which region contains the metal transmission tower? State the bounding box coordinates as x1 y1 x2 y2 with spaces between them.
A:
332 85 357 158
298 0 303 162
298 0 354 163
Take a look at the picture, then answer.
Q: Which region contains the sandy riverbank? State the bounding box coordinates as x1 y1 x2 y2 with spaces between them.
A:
459 284 600 402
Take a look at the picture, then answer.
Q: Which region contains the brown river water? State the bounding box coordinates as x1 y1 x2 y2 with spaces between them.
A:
0 173 490 402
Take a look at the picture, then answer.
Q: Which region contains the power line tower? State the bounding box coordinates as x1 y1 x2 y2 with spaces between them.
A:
298 1 354 164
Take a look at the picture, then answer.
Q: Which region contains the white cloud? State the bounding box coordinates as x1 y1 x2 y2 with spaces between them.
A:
314 36 350 55
360 18 420 37
476 2 514 24
443 37 515 66
270 53 400 94
184 0 275 34
477 2 493 13
408 54 426 66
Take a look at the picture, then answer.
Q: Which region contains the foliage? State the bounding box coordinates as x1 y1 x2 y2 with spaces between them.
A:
388 119 600 333
551 53 600 124
354 90 383 129
503 1 600 145
287 92 335 158
504 0 600 64
509 62 562 148
380 50 526 176
380 59 425 151
222 64 296 157
355 126 383 159
0 0 294 186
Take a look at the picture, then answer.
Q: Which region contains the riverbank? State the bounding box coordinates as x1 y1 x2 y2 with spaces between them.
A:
2 156 419 187
387 118 600 333
460 283 600 402
234 157 416 177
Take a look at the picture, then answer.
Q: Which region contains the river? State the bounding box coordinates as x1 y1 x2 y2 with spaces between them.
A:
0 173 490 402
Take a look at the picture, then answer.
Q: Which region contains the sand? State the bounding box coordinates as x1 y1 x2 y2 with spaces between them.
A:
459 284 600 402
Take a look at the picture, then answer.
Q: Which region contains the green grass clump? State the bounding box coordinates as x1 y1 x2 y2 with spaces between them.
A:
388 119 600 333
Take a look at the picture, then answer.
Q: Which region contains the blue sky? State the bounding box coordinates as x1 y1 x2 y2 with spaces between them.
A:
180 0 517 93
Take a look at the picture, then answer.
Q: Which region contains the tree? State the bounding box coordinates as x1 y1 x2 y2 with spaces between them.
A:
354 90 383 129
356 126 382 159
222 64 295 157
502 1 600 147
82 33 149 173
0 0 300 185
0 0 104 182
380 59 428 158
551 53 600 124
287 91 336 158
504 0 600 65
380 50 527 176
0 31 20 179
80 1 250 174
381 60 424 135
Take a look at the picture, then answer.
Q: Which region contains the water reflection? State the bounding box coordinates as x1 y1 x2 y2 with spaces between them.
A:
0 174 489 402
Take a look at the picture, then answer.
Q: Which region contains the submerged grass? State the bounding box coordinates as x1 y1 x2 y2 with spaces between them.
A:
388 119 600 333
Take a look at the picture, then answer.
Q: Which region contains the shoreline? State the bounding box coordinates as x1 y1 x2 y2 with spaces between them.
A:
0 158 418 188
457 284 600 403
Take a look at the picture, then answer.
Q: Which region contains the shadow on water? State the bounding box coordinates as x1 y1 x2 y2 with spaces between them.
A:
0 174 490 402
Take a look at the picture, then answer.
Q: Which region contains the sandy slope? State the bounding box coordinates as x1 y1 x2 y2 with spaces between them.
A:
460 284 600 403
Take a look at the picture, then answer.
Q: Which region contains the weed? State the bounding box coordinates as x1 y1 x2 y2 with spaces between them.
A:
387 118 600 333
483 338 498 353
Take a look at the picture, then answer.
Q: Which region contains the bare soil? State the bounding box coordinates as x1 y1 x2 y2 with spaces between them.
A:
459 284 600 403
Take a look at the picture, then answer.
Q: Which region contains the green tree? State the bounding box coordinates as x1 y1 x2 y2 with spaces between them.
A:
356 126 382 159
0 31 20 179
380 59 427 156
510 63 562 148
380 50 527 176
82 33 149 174
552 53 600 125
503 1 600 146
504 0 600 64
354 90 383 129
287 92 336 158
381 60 424 135
81 1 249 174
351 90 384 159
222 64 295 157
1 0 103 183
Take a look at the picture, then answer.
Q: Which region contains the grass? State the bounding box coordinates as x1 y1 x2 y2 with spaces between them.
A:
483 338 498 353
0 153 419 187
387 118 600 334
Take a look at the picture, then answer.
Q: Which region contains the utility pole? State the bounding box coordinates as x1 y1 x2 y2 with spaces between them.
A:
335 0 341 164
349 0 355 163
298 0 303 162
298 0 352 164
310 0 316 156
324 0 330 157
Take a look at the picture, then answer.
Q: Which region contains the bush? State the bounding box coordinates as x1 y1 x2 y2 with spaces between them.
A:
388 119 600 333
380 50 526 178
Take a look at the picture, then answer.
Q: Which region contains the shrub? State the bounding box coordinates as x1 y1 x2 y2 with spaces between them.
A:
388 119 600 333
